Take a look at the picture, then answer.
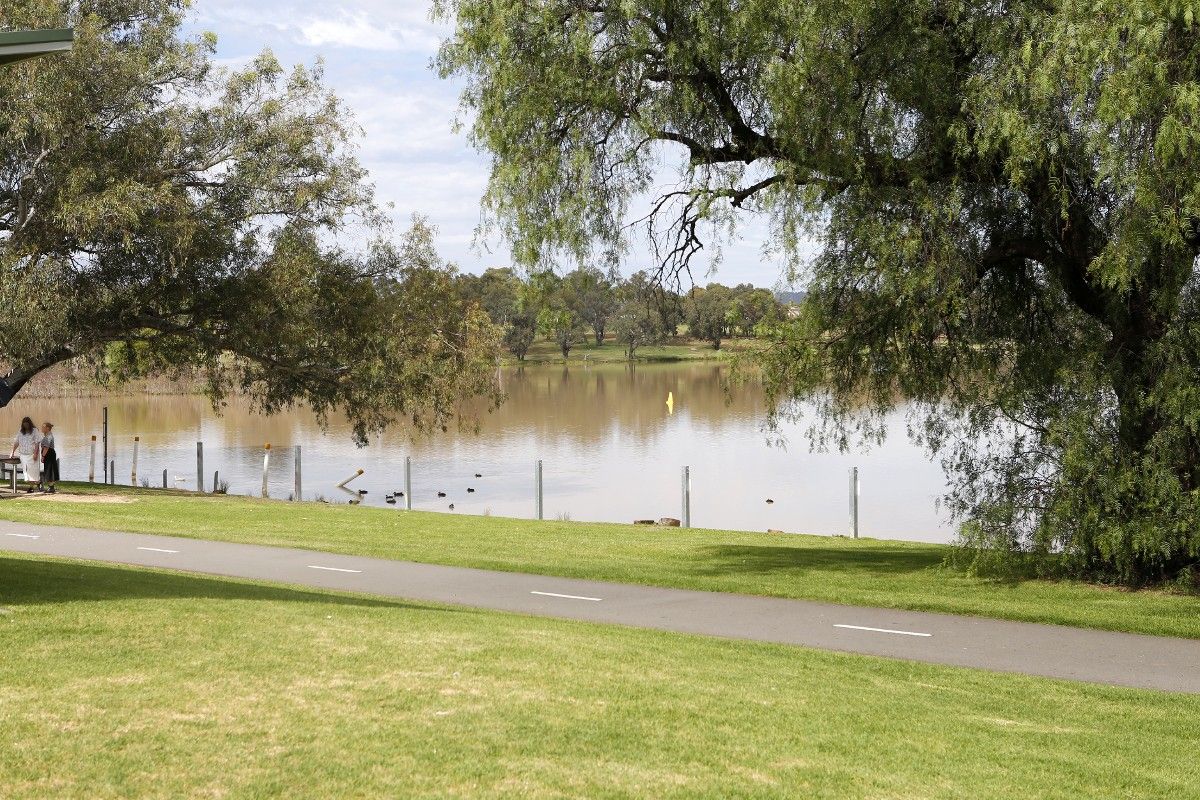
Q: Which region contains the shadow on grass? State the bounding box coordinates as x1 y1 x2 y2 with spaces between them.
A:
691 544 944 579
0 556 438 611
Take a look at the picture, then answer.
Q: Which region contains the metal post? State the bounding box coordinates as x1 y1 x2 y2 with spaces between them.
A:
681 465 691 528
109 460 114 486
88 436 96 482
404 455 412 510
162 469 167 489
213 470 219 493
849 466 859 539
262 443 271 498
293 445 302 501
535 459 544 520
130 436 139 486
102 406 108 484
197 442 204 493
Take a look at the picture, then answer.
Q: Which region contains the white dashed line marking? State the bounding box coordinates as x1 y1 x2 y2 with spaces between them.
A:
307 565 363 574
136 547 179 554
3 532 39 539
834 624 932 638
530 591 603 602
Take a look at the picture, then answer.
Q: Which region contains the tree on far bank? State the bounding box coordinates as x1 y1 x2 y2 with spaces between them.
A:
613 299 666 359
0 1 502 442
564 267 618 345
685 285 733 350
436 1 1200 584
529 271 585 357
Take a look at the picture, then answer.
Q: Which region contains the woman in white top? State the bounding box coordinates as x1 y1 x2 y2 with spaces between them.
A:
10 417 42 492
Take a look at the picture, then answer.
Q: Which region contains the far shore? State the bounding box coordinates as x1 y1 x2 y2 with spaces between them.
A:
13 337 763 400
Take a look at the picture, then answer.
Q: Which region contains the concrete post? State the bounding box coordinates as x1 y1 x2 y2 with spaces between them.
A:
262 443 271 498
682 465 691 529
849 466 859 539
88 436 96 482
535 459 544 521
404 455 412 510
197 442 204 493
293 445 302 501
130 436 139 486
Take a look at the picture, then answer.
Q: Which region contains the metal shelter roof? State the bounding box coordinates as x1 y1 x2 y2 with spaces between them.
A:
0 29 74 66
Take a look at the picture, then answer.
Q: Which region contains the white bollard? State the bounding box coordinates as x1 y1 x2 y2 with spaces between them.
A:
130 436 139 486
262 443 271 498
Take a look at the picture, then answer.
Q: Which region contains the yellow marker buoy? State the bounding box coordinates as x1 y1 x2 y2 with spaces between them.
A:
666 391 674 415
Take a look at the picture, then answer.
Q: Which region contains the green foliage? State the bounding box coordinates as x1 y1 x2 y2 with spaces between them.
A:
564 267 618 344
685 284 734 350
438 0 1200 584
0 1 502 441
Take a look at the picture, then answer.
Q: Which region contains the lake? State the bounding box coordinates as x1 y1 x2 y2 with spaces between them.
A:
0 363 955 542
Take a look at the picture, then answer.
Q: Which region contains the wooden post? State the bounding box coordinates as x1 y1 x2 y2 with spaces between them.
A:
130 436 139 486
293 445 302 501
197 442 204 493
88 436 96 482
262 443 271 498
102 406 108 484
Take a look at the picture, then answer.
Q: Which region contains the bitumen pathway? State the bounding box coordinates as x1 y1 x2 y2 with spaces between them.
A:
2 519 1198 692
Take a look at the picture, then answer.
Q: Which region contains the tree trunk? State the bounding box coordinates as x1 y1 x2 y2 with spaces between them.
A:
0 351 74 409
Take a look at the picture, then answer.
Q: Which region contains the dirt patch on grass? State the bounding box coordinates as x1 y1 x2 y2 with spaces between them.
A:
9 493 133 505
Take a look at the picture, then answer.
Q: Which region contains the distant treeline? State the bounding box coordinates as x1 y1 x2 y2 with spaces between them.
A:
456 268 797 359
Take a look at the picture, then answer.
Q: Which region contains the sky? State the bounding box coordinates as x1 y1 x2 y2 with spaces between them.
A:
186 0 798 289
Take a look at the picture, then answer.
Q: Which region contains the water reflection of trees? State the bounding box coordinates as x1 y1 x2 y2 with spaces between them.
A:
0 363 773 452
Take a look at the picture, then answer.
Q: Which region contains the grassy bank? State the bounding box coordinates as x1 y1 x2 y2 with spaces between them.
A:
508 336 759 365
2 484 1199 638
2 553 1197 799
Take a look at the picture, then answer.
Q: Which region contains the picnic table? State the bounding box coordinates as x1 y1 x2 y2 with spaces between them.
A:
1 456 20 495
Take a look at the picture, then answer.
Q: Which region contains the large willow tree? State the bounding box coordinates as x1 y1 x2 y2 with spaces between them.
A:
438 0 1200 584
0 1 502 442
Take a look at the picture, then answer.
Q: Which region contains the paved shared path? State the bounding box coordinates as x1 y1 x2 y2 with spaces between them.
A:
2 520 1198 692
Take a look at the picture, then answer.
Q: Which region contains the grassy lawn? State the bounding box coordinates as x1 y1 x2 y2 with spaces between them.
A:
2 485 1200 639
1 552 1197 799
510 336 757 364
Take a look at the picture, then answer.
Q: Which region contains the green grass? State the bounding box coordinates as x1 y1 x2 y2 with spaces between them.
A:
510 336 756 364
2 553 1197 799
3 484 1200 639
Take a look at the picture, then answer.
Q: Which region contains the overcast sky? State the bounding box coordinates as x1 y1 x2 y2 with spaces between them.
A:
187 0 800 289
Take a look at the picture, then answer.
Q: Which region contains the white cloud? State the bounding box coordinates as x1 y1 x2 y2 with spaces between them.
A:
299 15 399 50
297 13 439 52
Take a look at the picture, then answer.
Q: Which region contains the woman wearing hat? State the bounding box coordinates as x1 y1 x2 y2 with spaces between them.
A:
39 421 59 493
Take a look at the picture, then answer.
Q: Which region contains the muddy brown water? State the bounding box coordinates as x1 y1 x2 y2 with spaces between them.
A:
0 363 954 542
